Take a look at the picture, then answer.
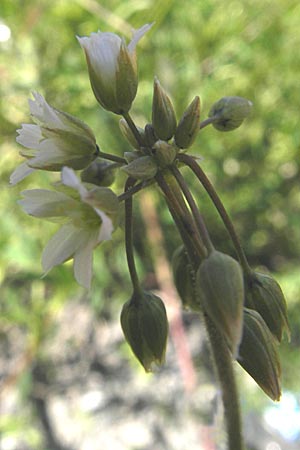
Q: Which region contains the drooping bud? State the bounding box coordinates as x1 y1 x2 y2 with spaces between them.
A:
119 118 145 149
152 140 177 167
172 245 201 311
238 308 281 401
196 250 244 356
152 77 177 141
121 155 158 180
174 96 201 148
80 159 116 187
208 96 252 132
120 290 169 372
245 271 290 343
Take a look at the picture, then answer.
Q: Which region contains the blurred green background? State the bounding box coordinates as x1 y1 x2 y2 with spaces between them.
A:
1 0 300 449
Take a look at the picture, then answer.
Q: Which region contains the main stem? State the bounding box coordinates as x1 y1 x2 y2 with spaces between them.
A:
205 314 244 450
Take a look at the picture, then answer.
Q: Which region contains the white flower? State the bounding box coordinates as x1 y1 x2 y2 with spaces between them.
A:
10 92 98 184
77 23 153 114
19 167 119 289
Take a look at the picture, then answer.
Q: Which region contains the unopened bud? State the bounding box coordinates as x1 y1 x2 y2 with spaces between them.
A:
124 150 142 163
174 96 201 148
172 245 201 311
119 118 145 149
196 250 244 356
120 290 169 372
245 271 290 342
122 155 158 180
153 140 177 167
208 96 252 131
80 159 116 187
152 77 177 141
238 308 281 401
144 123 158 147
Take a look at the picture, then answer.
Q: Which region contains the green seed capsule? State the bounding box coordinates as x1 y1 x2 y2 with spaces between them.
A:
238 308 281 401
120 290 169 372
196 250 244 356
80 159 116 187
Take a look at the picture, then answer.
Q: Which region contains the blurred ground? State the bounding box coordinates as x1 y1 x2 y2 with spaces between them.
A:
1 299 299 450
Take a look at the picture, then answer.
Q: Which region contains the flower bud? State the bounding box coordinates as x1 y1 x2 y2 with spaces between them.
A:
238 308 281 401
174 96 201 148
80 159 116 187
172 245 201 311
121 155 158 180
208 96 252 132
152 140 177 167
144 124 158 147
152 77 177 141
196 250 244 356
124 150 142 163
119 118 145 149
77 24 152 114
120 290 168 372
245 271 290 343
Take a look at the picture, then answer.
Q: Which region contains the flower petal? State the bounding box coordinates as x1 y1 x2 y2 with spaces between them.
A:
128 23 153 53
73 230 99 289
29 92 64 128
16 124 42 148
61 166 88 198
19 189 76 218
9 162 35 185
42 224 86 272
95 208 113 241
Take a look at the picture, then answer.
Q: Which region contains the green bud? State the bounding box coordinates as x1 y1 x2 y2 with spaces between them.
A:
119 118 145 149
121 155 158 180
245 271 290 343
80 159 116 187
124 151 143 163
238 308 281 401
174 96 201 148
208 96 252 132
120 290 169 372
152 140 177 167
172 245 201 311
144 123 158 147
152 77 177 141
196 250 244 356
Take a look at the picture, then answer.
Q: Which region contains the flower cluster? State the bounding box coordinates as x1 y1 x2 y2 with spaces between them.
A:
11 21 289 449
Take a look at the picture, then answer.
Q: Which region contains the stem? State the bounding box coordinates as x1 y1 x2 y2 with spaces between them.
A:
170 165 214 254
199 117 217 130
97 149 126 164
178 153 251 275
124 177 142 296
155 171 206 266
118 179 155 202
122 112 144 148
205 314 244 450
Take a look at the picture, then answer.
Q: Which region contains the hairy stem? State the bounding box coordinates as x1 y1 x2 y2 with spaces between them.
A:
205 314 244 450
178 153 251 275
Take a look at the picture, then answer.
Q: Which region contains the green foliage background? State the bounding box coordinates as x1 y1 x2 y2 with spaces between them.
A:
1 0 300 445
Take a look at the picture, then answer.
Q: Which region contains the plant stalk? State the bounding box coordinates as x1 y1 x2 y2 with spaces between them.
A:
178 153 251 275
124 177 142 297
